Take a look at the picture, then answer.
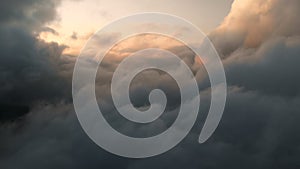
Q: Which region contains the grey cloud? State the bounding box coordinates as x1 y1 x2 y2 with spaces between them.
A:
40 26 59 35
2 86 300 169
71 32 78 40
0 0 61 31
0 0 73 110
125 87 300 169
224 36 300 97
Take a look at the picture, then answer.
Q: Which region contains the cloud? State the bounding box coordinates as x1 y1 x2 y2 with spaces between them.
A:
70 32 78 40
0 11 76 164
40 26 59 35
0 0 61 31
209 0 300 58
0 0 73 110
1 0 300 169
224 36 300 97
207 0 300 97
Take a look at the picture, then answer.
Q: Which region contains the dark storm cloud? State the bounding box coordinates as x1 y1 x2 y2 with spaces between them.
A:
0 0 61 30
127 88 300 169
225 36 300 97
0 0 73 109
0 0 76 167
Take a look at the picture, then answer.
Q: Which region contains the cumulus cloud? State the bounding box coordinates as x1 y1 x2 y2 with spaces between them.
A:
210 0 300 57
224 36 300 96
0 0 74 110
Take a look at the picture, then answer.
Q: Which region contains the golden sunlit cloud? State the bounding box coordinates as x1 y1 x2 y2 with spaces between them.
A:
38 0 233 56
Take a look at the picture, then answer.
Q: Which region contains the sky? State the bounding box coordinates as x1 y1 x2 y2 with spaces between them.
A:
0 0 300 169
39 0 233 55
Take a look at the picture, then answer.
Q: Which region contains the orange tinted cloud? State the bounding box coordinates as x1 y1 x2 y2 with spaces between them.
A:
209 0 300 58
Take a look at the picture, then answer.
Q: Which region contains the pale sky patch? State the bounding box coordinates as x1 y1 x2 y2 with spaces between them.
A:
40 0 233 55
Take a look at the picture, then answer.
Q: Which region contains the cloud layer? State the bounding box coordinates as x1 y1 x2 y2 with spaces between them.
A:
1 0 300 169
